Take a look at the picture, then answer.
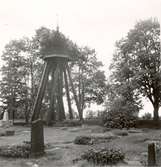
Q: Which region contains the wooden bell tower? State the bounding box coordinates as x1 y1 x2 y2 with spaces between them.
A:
31 54 82 122
30 29 82 156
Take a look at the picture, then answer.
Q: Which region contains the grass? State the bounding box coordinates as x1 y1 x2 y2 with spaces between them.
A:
0 125 161 166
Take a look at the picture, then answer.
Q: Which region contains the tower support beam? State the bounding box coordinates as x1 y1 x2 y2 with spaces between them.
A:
64 67 73 119
31 60 52 121
66 63 83 121
46 64 58 125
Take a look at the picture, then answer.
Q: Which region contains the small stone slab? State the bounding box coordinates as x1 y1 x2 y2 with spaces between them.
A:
5 130 15 136
0 128 15 136
141 152 148 157
90 132 118 139
113 130 128 136
69 127 83 132
25 162 39 167
103 128 111 132
74 132 118 145
90 127 106 133
0 132 5 136
128 129 143 133
127 160 142 166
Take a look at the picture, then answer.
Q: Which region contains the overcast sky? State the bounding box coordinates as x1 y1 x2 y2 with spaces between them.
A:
0 0 160 70
0 0 161 114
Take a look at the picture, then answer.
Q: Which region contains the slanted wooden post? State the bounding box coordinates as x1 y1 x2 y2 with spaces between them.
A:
46 64 57 125
148 143 156 166
64 68 73 119
31 61 52 121
57 61 66 121
66 63 83 121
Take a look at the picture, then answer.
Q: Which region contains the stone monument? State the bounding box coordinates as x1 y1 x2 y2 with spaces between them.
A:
0 111 10 127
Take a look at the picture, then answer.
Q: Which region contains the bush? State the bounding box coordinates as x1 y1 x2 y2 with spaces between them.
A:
0 142 30 158
0 141 51 158
74 136 93 145
103 111 137 129
81 147 125 165
142 112 152 120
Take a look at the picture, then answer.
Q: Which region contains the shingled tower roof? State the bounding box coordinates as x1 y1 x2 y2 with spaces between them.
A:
36 27 79 61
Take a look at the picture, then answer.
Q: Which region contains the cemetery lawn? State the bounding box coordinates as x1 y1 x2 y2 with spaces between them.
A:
0 125 161 167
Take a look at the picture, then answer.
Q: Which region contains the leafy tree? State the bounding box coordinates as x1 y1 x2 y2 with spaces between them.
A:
21 37 44 123
106 83 142 117
109 18 160 120
0 39 28 121
71 47 107 118
0 37 43 123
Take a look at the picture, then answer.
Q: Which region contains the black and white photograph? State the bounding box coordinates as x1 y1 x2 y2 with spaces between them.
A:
0 0 160 166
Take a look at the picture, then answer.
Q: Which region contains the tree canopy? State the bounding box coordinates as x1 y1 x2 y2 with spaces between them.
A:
0 37 43 122
71 47 107 117
109 18 160 120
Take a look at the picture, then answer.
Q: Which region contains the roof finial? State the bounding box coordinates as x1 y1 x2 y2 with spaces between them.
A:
56 13 59 32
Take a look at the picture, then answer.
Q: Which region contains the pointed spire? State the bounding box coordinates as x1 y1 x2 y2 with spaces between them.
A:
56 14 59 32
56 24 59 32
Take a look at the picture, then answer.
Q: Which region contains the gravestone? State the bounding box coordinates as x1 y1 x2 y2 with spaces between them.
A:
31 119 44 157
0 111 10 127
148 143 156 166
3 111 9 121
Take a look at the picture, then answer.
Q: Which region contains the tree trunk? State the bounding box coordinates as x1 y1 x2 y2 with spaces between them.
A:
80 81 85 117
25 103 29 124
30 58 34 101
11 96 15 123
153 102 159 121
